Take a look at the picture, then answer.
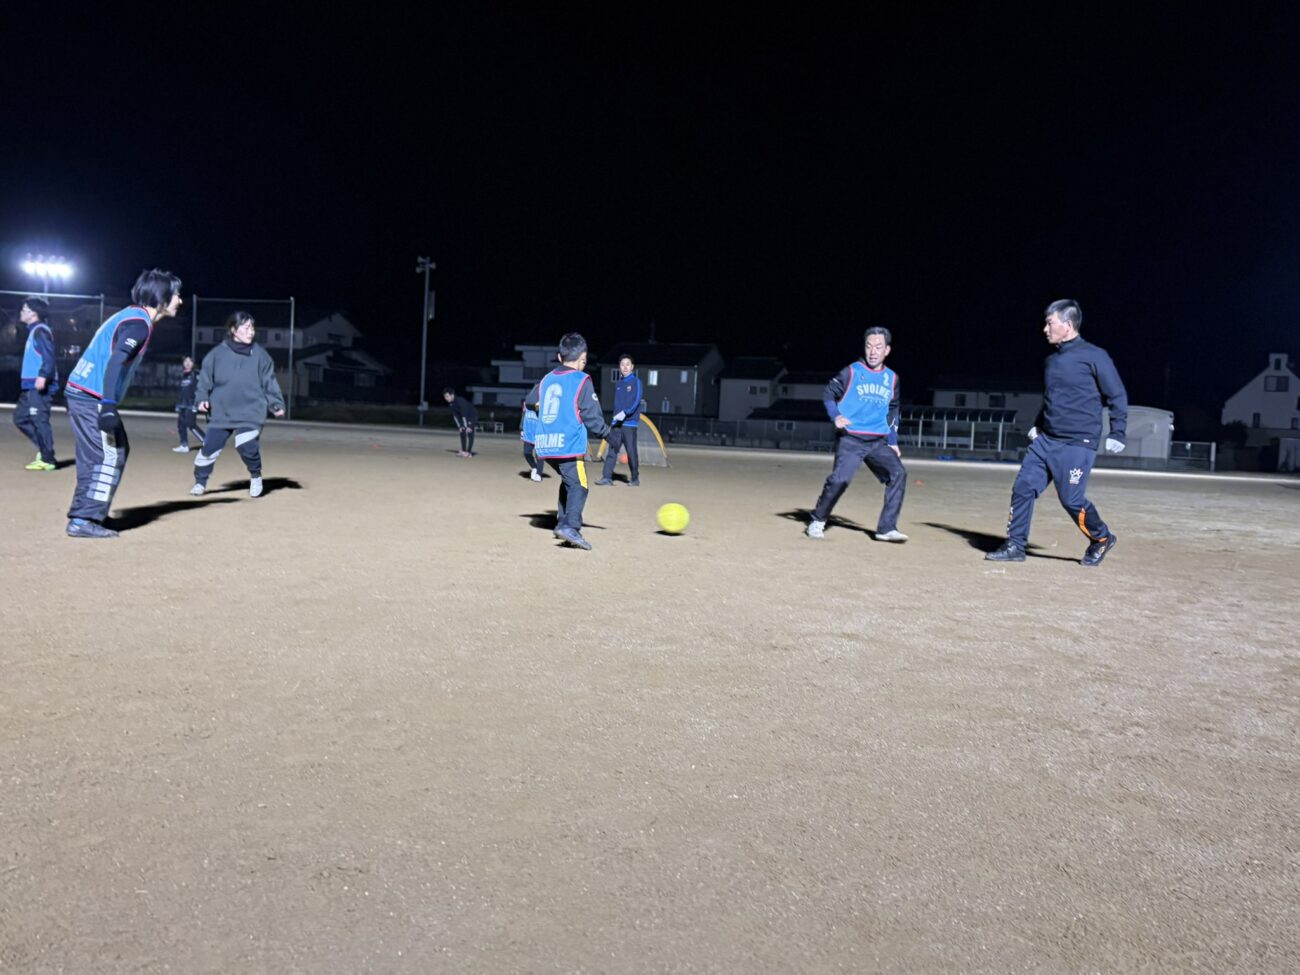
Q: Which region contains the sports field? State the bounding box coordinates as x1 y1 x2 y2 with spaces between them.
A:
3 410 1297 973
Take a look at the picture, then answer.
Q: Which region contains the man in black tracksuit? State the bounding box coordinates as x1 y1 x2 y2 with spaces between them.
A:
173 355 204 452
987 299 1128 566
443 388 478 457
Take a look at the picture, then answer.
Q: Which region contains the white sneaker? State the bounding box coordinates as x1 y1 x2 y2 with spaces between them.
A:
530 469 542 482
805 519 826 539
172 445 190 453
875 529 909 543
249 476 264 498
189 483 206 496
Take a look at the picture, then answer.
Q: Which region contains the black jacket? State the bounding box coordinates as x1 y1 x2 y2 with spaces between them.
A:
1036 337 1128 448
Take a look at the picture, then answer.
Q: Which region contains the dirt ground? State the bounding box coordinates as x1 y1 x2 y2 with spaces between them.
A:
2 409 1297 974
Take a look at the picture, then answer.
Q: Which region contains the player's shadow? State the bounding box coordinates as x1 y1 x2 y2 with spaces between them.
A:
920 522 1077 561
107 497 240 532
520 512 604 533
776 508 871 536
204 477 303 497
54 459 76 471
517 470 550 480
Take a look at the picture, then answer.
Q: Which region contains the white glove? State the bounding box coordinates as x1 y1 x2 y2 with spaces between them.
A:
1105 438 1125 453
612 411 626 423
1027 426 1038 441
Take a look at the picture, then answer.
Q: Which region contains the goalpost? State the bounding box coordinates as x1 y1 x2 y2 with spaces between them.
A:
586 415 671 467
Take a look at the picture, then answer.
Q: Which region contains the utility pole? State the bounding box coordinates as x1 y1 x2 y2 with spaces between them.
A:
416 256 436 426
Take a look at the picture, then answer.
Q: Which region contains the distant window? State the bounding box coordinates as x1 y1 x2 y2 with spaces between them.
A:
780 385 789 395
680 370 689 383
1292 417 1299 430
647 369 659 385
661 397 671 412
988 393 1006 408
1264 375 1289 392
327 332 345 344
356 373 375 387
1274 357 1284 370
775 420 795 432
272 331 282 343
1252 413 1261 428
611 369 620 382
954 393 967 406
1296 396 1300 410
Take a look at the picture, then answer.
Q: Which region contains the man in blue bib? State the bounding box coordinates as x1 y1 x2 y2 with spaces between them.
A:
525 332 610 550
806 326 908 542
14 297 59 470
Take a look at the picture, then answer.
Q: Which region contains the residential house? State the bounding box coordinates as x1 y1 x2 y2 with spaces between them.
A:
931 377 1043 434
1221 352 1300 446
468 345 558 408
717 357 786 420
597 343 724 417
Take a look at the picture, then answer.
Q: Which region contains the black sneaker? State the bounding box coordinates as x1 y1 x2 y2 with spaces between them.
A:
1081 534 1118 566
66 518 119 539
985 541 1025 562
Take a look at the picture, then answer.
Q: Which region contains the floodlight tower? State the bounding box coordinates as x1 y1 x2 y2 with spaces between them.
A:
416 256 436 426
21 253 74 293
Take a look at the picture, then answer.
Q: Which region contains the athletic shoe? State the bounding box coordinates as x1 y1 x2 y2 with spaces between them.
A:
1081 534 1118 567
172 445 190 453
66 518 119 539
805 519 826 539
25 459 55 471
530 469 542 482
249 476 264 498
555 526 592 550
190 483 206 496
594 478 613 486
875 529 909 543
628 479 640 486
985 541 1026 562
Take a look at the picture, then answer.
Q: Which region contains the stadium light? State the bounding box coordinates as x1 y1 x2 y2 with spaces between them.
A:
21 253 75 293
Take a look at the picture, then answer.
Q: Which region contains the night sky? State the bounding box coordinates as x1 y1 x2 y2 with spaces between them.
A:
4 6 1297 429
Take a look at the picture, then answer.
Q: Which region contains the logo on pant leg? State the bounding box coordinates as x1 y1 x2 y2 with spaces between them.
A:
1069 467 1083 485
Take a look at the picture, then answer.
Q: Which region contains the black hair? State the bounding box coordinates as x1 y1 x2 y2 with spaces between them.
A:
558 332 588 361
864 326 892 345
442 387 455 396
224 310 255 335
22 296 50 321
1045 299 1083 330
130 268 183 309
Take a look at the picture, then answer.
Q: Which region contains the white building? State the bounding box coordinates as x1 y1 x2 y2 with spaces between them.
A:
468 345 557 408
1221 352 1300 445
717 357 786 420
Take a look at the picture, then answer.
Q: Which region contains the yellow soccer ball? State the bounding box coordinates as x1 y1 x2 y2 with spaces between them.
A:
656 502 690 534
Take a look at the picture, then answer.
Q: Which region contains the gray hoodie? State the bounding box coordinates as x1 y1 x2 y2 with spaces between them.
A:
196 338 286 428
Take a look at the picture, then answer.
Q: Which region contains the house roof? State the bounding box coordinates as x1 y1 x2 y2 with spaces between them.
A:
597 342 719 368
748 398 832 420
779 371 831 386
718 356 786 381
930 375 1040 393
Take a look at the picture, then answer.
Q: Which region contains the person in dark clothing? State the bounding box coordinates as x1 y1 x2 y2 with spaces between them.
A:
596 354 643 486
443 388 478 457
14 297 59 470
191 311 286 499
64 269 184 538
805 327 908 542
172 355 205 452
986 299 1128 566
525 333 610 550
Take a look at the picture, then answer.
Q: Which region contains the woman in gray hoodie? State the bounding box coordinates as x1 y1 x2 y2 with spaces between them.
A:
190 311 286 498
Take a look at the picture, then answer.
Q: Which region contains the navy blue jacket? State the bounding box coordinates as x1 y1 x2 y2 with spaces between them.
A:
1037 337 1128 448
610 372 643 427
177 368 198 409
